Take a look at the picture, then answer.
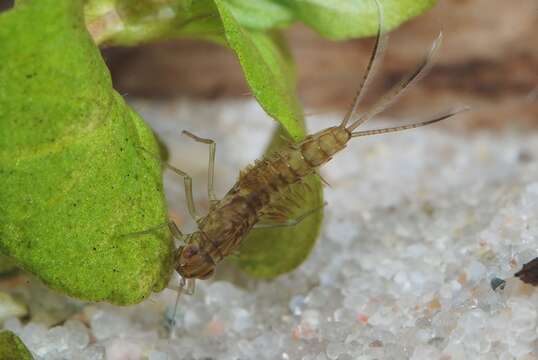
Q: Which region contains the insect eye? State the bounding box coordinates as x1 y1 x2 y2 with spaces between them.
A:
184 245 199 258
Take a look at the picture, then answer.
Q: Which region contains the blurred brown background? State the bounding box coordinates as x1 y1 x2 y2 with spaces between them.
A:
103 0 537 130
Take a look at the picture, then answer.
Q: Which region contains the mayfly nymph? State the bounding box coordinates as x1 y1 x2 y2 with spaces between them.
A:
136 0 468 305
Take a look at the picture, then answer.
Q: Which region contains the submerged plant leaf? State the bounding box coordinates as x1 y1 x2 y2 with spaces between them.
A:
214 0 305 141
84 0 437 45
283 0 437 40
222 0 294 30
0 331 33 360
83 0 294 46
0 0 173 304
237 126 324 278
85 0 225 46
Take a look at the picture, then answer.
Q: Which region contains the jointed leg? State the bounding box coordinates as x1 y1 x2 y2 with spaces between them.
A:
184 278 196 295
182 130 218 206
168 277 185 337
138 147 199 222
168 277 196 338
164 162 200 222
121 220 185 242
167 220 185 241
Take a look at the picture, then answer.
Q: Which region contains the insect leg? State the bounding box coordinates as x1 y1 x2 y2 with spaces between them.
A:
185 278 196 295
315 170 332 188
165 163 200 222
168 276 186 337
168 220 185 242
168 277 196 337
182 130 218 206
254 202 327 229
138 146 200 222
119 220 185 242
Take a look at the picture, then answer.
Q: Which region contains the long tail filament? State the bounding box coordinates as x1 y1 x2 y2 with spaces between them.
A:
346 32 443 132
339 0 466 137
350 107 470 138
340 0 387 129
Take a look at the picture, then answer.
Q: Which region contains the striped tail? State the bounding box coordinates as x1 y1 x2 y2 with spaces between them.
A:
340 0 468 138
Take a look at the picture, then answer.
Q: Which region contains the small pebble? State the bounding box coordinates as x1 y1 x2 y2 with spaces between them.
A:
490 277 506 291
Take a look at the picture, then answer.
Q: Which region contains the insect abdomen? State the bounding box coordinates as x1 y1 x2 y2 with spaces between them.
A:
192 127 351 270
298 126 351 168
239 126 351 195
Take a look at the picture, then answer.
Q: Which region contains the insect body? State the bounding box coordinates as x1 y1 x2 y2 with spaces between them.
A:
143 0 468 298
176 126 350 280
176 113 461 282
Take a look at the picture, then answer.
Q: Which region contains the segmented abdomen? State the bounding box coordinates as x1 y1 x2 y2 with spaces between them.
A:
197 126 351 265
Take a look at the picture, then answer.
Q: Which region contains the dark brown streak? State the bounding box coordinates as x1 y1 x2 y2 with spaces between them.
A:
200 230 224 261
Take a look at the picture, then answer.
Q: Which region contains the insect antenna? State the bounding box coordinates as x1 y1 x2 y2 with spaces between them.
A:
340 0 387 129
350 106 469 138
347 31 444 132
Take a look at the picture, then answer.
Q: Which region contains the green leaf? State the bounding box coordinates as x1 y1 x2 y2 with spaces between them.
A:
83 0 436 47
85 0 225 46
281 0 437 40
0 0 173 304
214 0 305 141
83 0 293 46
221 0 294 30
0 331 33 360
236 126 324 278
